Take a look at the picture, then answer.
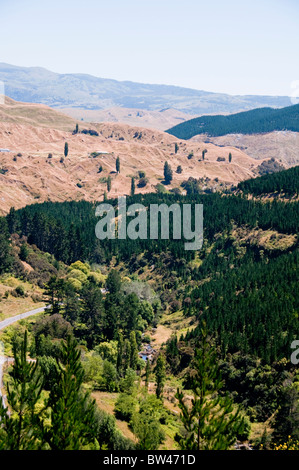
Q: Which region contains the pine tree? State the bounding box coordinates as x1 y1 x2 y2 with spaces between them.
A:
175 323 245 450
44 276 65 314
229 152 232 163
272 384 299 443
64 142 69 157
19 243 29 261
0 218 13 274
40 335 97 450
175 143 179 154
0 331 44 450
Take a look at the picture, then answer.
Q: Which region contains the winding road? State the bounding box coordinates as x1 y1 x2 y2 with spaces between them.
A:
0 305 49 409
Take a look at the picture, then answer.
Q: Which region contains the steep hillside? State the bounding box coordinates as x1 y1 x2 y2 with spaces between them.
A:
0 101 265 215
0 96 77 131
192 131 299 167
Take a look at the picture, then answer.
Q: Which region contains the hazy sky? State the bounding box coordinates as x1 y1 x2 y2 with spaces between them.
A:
1 0 299 96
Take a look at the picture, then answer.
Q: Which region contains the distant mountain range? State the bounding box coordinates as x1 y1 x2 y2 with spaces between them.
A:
167 104 299 139
0 63 293 116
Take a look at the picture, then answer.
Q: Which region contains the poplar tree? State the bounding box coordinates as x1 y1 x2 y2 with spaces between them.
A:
64 142 69 157
107 175 111 192
130 331 139 370
145 358 150 390
154 354 166 400
117 331 124 377
116 156 120 173
131 176 135 196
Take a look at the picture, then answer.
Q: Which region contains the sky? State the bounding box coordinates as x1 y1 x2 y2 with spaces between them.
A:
0 0 299 96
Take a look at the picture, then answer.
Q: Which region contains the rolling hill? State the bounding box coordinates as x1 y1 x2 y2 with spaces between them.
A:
0 63 293 116
167 104 299 139
0 97 266 215
59 106 193 131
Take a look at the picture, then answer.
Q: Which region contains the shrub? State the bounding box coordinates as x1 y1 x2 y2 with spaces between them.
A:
12 285 26 297
138 177 148 188
114 393 137 422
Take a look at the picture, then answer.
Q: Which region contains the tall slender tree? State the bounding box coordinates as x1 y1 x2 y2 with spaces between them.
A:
163 161 173 185
0 331 44 450
175 323 245 450
64 142 69 157
116 156 120 173
131 176 135 196
40 335 97 450
154 354 166 400
107 175 112 192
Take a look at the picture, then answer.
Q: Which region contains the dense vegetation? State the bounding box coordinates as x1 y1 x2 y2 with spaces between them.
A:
237 164 299 196
166 103 299 139
1 181 299 449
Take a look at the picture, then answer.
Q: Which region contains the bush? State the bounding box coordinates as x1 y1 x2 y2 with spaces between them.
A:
137 177 148 188
114 393 137 422
69 261 90 275
12 285 26 297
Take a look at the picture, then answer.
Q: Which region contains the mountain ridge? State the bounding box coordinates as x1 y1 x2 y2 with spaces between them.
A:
0 63 293 115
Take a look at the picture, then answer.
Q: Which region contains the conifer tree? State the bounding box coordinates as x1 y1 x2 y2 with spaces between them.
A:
117 331 124 377
40 335 97 450
116 156 120 173
154 354 166 400
129 331 139 370
0 331 44 450
123 338 131 373
145 358 150 390
64 142 69 157
107 175 111 192
131 176 135 196
175 323 245 450
163 161 173 185
44 276 65 314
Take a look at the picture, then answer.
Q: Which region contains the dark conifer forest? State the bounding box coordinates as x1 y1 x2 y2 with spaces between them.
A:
1 174 299 450
167 104 299 139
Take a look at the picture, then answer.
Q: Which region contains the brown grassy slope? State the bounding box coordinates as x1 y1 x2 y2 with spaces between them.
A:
191 131 299 168
60 106 195 131
0 95 77 131
0 98 264 215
